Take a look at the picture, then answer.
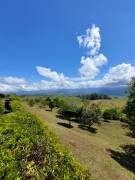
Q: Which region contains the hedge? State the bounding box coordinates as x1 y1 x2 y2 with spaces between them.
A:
0 100 91 179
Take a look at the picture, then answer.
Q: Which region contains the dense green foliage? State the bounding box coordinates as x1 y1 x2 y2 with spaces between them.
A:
23 95 129 133
27 98 35 107
102 108 121 120
78 93 111 100
58 103 102 128
0 101 4 115
0 93 5 99
24 96 66 109
0 99 90 179
79 104 101 128
125 77 135 136
24 95 126 127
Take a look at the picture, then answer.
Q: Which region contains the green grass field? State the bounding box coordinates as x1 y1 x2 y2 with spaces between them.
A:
87 96 127 111
24 98 135 180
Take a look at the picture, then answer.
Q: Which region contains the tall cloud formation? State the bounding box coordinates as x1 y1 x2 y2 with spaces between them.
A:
77 24 107 79
77 24 101 55
0 24 135 92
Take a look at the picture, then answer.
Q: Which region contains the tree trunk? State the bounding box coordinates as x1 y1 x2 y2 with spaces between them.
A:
69 119 71 127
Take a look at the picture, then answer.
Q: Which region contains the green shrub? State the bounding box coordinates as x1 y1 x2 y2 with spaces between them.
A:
10 100 24 112
48 100 55 111
52 97 61 107
27 98 35 107
78 93 111 100
0 100 91 179
120 113 128 123
0 103 4 115
0 93 5 99
103 108 121 120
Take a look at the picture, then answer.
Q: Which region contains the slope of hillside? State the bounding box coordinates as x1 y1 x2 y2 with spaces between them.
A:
25 103 135 180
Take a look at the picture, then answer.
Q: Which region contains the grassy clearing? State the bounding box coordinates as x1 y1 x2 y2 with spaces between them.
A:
88 97 127 111
24 102 135 180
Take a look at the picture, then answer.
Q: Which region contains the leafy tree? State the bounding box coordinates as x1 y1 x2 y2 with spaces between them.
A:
46 97 52 104
48 101 55 111
4 99 12 113
34 97 41 103
40 98 47 108
53 97 60 107
61 109 77 127
0 93 5 99
58 108 76 127
80 103 101 128
78 93 111 100
28 99 35 107
125 77 135 136
9 94 20 101
57 102 78 126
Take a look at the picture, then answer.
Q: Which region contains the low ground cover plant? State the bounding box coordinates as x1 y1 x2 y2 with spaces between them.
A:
0 99 90 179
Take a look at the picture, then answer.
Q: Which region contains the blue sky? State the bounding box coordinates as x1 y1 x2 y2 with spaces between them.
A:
0 0 135 92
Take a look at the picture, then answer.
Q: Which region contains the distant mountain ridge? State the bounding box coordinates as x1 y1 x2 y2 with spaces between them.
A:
18 86 127 96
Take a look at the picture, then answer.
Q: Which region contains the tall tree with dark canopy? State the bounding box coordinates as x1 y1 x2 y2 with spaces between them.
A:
125 77 135 136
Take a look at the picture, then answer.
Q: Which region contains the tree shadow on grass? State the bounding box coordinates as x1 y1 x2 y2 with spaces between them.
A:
78 124 97 134
103 119 111 123
121 123 129 128
45 109 52 112
107 144 135 174
56 115 78 123
126 131 135 138
56 114 64 119
57 122 73 128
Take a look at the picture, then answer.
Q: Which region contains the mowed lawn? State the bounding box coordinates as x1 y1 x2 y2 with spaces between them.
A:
24 103 135 180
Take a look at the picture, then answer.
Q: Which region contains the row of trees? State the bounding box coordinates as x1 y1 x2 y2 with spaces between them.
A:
78 93 111 100
25 95 102 128
57 103 102 128
24 77 135 135
25 95 126 128
25 96 66 111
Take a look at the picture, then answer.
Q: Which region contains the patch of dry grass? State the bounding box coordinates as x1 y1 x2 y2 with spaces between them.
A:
88 97 127 111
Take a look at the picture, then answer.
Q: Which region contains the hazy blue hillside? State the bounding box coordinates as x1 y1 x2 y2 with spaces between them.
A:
18 86 127 96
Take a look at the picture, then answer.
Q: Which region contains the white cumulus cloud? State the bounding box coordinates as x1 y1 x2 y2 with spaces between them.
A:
79 54 107 79
0 76 27 92
0 25 135 93
77 24 101 55
77 24 107 79
102 63 135 85
36 66 66 82
0 76 26 85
